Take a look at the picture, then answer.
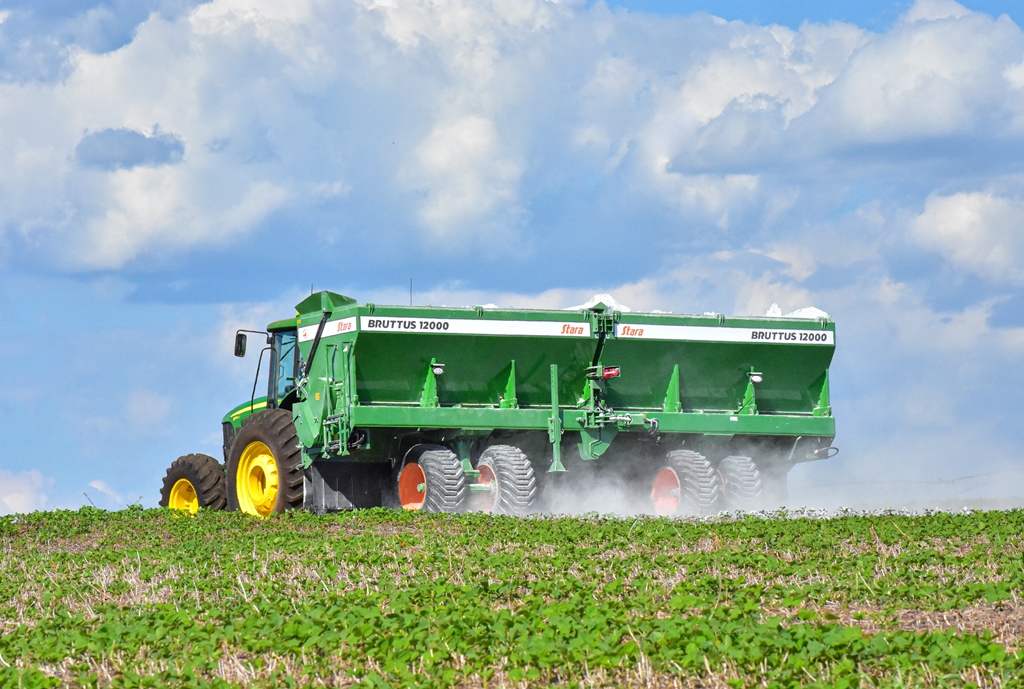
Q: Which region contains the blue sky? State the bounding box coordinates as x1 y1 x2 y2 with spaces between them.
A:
606 0 1022 30
1 0 1023 513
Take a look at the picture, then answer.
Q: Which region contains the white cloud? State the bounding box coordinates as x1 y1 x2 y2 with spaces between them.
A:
0 470 51 515
78 168 289 269
647 169 760 230
0 4 324 267
675 23 866 126
844 276 1003 353
810 6 1023 143
193 0 316 27
87 479 123 505
730 272 815 317
1005 59 1024 89
1 0 1023 268
750 245 818 281
911 191 1024 284
902 0 971 23
403 114 524 238
68 170 208 265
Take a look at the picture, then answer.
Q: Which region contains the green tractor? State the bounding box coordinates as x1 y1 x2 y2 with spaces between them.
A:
160 291 837 517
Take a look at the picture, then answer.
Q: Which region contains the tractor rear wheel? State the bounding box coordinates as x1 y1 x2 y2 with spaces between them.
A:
396 446 466 513
651 450 721 516
226 410 304 518
717 455 763 511
159 453 226 514
474 445 536 516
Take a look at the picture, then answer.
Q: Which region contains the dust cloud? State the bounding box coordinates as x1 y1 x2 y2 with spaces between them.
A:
526 448 1024 518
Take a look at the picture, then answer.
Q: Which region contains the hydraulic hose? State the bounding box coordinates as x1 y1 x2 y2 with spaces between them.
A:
303 311 332 379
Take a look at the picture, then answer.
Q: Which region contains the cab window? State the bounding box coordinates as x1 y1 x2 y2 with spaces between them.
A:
268 330 299 407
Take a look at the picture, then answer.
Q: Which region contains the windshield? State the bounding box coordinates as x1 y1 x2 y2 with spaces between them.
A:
269 330 299 407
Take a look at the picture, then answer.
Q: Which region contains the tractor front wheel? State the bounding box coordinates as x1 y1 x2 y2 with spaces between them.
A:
227 410 304 517
159 453 226 514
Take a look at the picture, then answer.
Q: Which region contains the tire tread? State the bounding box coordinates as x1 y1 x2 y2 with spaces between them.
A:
416 447 467 514
662 450 721 516
226 409 304 513
718 455 763 511
478 445 536 516
159 453 226 511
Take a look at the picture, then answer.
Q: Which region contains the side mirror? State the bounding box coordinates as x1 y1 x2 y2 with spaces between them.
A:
234 332 247 358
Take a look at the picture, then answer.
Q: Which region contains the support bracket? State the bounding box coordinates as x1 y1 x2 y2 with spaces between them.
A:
499 360 518 409
738 367 760 415
813 370 831 417
451 437 478 478
663 364 681 413
420 357 440 408
548 364 565 472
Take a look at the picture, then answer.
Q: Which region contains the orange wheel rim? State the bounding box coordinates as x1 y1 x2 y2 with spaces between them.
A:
652 467 680 515
474 463 498 513
398 462 426 510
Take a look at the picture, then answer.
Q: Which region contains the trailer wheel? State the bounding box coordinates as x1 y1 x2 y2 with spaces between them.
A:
474 445 536 516
159 453 226 514
717 455 763 511
226 410 303 518
651 450 721 516
396 447 466 513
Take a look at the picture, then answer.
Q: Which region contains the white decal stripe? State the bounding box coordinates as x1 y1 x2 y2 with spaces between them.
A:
614 323 834 345
298 318 830 344
360 316 591 337
298 317 357 342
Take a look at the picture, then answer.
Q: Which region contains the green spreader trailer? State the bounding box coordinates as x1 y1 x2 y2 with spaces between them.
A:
159 291 837 517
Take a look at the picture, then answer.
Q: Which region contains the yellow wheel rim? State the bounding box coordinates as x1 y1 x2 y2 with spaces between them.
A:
236 441 279 518
169 478 199 514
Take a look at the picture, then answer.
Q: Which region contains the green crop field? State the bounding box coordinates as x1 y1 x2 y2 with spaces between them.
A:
1 508 1022 688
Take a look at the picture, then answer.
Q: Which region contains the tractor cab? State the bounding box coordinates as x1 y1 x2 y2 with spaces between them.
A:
230 317 300 412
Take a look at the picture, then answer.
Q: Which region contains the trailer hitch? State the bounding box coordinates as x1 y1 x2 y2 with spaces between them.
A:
789 437 840 464
810 446 839 460
581 409 656 431
616 413 660 433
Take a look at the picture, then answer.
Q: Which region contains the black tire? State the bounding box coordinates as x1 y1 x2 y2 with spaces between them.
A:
651 450 721 516
717 455 763 511
395 445 466 513
475 445 537 516
226 410 304 516
159 453 226 512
